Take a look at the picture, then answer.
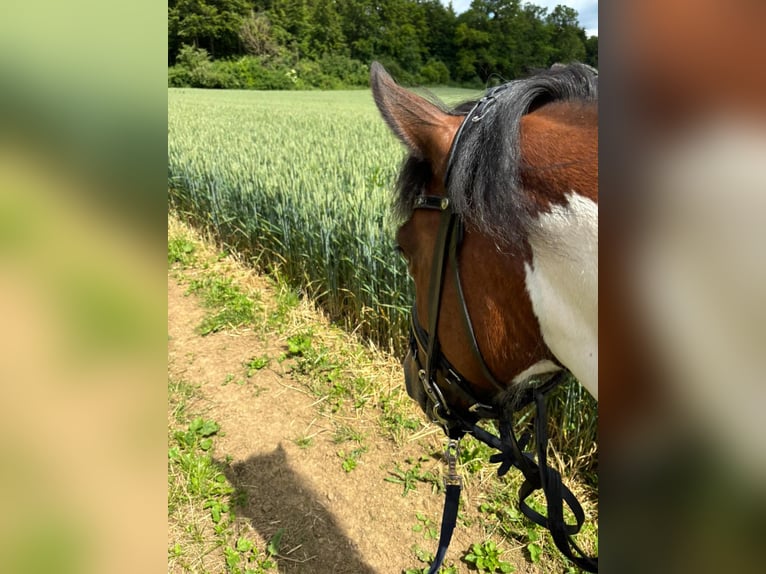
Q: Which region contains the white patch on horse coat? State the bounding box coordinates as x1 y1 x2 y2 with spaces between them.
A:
524 193 598 398
512 359 562 384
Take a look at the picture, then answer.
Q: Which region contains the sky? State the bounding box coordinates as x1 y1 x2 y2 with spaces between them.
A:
444 0 598 38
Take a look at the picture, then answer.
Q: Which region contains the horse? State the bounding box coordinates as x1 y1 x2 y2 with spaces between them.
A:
371 62 598 572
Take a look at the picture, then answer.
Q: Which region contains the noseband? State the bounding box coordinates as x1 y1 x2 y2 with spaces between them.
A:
404 83 598 572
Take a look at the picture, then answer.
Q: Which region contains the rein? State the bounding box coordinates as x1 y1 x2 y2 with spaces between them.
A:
405 86 598 573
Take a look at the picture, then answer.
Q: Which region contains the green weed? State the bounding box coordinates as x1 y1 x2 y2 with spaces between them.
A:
187 276 259 335
168 416 234 531
174 417 220 451
294 436 314 449
464 540 514 573
412 512 438 540
405 545 457 574
458 436 495 475
332 424 364 445
295 344 342 384
224 535 277 573
246 355 270 375
337 446 366 473
286 332 312 357
268 278 300 327
349 376 373 410
168 236 197 267
385 458 440 496
379 393 421 443
168 378 197 424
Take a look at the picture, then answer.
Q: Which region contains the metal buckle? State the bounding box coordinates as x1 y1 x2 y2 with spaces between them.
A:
419 368 451 430
413 195 450 211
444 439 462 487
471 84 509 123
471 95 496 123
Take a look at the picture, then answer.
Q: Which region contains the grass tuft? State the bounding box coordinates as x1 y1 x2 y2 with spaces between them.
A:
186 276 260 335
169 236 197 267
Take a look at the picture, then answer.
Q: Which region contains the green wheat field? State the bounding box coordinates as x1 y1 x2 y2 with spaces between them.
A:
167 87 597 461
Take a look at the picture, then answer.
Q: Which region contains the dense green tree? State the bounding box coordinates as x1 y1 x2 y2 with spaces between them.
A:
168 0 250 63
306 0 347 59
376 0 427 75
454 4 495 83
269 0 312 58
453 1 565 83
584 34 598 68
517 4 555 71
337 0 382 63
168 0 597 85
420 0 457 75
546 5 586 64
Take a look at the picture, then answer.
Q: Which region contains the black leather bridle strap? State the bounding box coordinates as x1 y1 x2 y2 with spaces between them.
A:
427 440 462 574
409 307 498 421
525 390 598 572
426 380 598 574
415 194 508 414
447 217 507 393
471 387 598 572
425 202 454 381
428 483 461 574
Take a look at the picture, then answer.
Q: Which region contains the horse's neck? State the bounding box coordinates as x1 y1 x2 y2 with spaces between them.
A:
523 192 598 398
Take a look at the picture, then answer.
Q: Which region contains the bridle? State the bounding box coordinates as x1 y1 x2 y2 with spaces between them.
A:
402 83 599 572
403 196 561 436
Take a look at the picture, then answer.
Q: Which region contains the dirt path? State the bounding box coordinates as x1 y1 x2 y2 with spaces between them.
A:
168 275 443 573
168 290 485 571
166 217 564 574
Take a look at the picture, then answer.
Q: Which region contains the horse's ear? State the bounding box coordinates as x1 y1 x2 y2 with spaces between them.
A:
370 62 459 171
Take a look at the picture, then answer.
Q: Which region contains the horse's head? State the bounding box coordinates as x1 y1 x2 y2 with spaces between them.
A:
371 62 598 436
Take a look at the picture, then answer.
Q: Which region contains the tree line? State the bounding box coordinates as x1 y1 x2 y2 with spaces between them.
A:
169 0 597 89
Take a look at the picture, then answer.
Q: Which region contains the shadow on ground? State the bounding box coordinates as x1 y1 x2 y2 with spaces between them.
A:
222 445 378 574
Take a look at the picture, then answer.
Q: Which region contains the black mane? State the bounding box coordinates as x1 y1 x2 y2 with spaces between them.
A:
394 63 598 246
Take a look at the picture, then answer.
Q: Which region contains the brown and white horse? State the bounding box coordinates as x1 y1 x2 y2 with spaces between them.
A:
371 62 598 428
371 62 598 571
